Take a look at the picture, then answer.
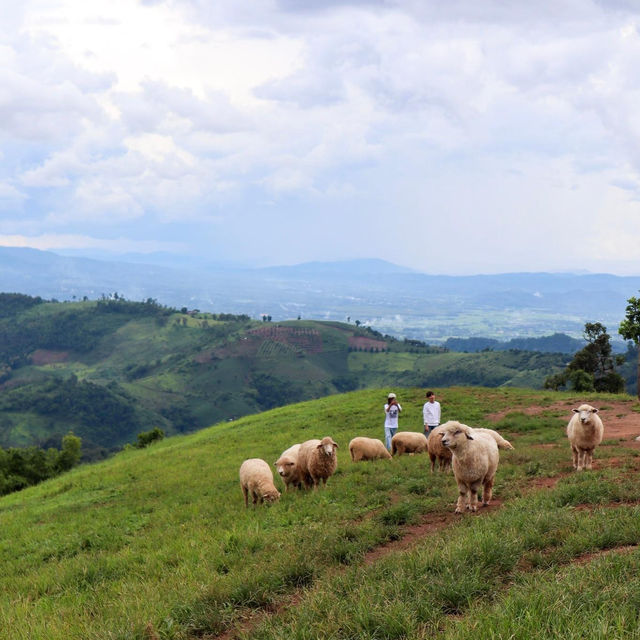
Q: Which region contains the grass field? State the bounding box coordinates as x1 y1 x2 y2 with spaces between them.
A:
2 387 640 639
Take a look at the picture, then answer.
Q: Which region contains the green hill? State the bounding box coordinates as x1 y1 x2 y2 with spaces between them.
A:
1 386 639 639
0 295 571 454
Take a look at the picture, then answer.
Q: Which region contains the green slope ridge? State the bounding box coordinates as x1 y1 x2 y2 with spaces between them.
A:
1 386 638 639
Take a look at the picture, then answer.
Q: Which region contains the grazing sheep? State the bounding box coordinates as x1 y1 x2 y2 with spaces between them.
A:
239 458 281 507
567 404 604 471
274 444 303 491
440 421 500 514
426 425 452 472
391 431 428 456
472 428 515 450
298 436 339 488
349 437 392 462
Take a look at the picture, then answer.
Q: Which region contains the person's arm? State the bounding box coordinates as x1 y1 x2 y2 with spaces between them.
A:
436 402 441 423
384 403 390 413
423 403 428 425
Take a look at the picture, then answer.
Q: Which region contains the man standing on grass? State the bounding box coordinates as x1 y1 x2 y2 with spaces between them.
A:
423 390 441 437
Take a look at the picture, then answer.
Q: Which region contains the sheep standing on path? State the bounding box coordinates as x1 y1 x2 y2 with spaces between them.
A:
239 458 281 507
426 426 452 472
567 404 603 471
298 437 339 488
275 444 303 491
391 431 428 456
440 421 503 513
349 437 392 462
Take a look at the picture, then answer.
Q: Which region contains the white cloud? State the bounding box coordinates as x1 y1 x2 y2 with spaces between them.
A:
2 0 640 273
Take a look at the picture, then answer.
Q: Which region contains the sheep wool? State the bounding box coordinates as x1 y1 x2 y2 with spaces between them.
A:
567 404 604 471
391 431 428 456
349 437 392 462
440 421 501 514
298 436 339 488
274 443 303 491
239 458 281 507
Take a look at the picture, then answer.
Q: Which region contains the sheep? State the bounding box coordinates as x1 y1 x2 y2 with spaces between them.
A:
239 458 281 507
349 437 392 462
298 436 338 488
426 425 452 472
472 427 515 450
274 443 303 491
440 421 501 513
567 404 603 471
391 431 428 456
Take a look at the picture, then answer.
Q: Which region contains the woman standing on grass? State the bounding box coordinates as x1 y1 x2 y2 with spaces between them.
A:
384 392 402 451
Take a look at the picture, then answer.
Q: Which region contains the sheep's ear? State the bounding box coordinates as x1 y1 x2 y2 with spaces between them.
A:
332 440 338 447
572 409 579 413
465 433 474 440
316 443 324 449
592 408 598 413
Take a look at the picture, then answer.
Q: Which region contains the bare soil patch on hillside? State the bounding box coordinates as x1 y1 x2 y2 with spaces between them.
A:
488 399 640 444
30 349 69 365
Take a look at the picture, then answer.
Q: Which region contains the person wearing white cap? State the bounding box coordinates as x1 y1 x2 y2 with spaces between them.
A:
384 392 402 451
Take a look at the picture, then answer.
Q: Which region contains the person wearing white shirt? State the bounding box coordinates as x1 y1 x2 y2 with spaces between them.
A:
423 391 441 437
384 392 402 451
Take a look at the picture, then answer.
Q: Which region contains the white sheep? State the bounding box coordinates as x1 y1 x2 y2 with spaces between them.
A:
239 458 281 507
567 404 603 471
349 437 392 462
391 431 428 456
298 436 339 488
426 425 452 472
274 444 303 491
440 421 501 513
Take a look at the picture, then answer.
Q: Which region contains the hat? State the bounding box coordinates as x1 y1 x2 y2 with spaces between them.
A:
388 393 396 398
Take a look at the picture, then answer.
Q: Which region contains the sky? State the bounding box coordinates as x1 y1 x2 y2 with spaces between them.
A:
2 0 640 274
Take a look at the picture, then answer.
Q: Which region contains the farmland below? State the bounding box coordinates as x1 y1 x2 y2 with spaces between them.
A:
0 294 582 455
2 386 640 639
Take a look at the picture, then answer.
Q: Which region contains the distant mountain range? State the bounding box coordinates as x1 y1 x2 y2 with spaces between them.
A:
1 246 638 342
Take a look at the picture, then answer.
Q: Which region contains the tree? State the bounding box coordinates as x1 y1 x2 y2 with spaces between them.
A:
619 295 640 399
57 432 82 471
545 321 624 393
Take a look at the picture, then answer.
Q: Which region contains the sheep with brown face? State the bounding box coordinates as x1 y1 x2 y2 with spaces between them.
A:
298 437 339 489
274 444 303 491
239 458 281 507
440 421 500 514
349 437 392 462
567 404 603 471
426 426 452 472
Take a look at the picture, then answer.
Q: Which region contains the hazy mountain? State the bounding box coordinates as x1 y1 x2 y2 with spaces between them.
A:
1 246 638 342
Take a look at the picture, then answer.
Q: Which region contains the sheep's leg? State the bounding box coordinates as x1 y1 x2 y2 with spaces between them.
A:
469 481 481 512
585 449 594 470
252 490 259 505
242 486 249 508
455 484 469 514
576 449 585 471
429 454 436 472
482 477 494 506
571 446 579 470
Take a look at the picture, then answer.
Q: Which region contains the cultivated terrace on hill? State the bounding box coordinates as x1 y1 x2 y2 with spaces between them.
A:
0 294 572 457
1 387 640 639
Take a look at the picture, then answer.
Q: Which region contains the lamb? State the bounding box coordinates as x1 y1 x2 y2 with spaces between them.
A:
440 421 502 513
298 436 339 488
239 458 281 507
567 404 603 471
349 437 392 462
274 443 303 491
391 431 428 456
426 425 452 472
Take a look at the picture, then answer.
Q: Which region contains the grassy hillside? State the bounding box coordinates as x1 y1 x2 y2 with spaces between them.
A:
1 387 640 639
0 295 570 453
